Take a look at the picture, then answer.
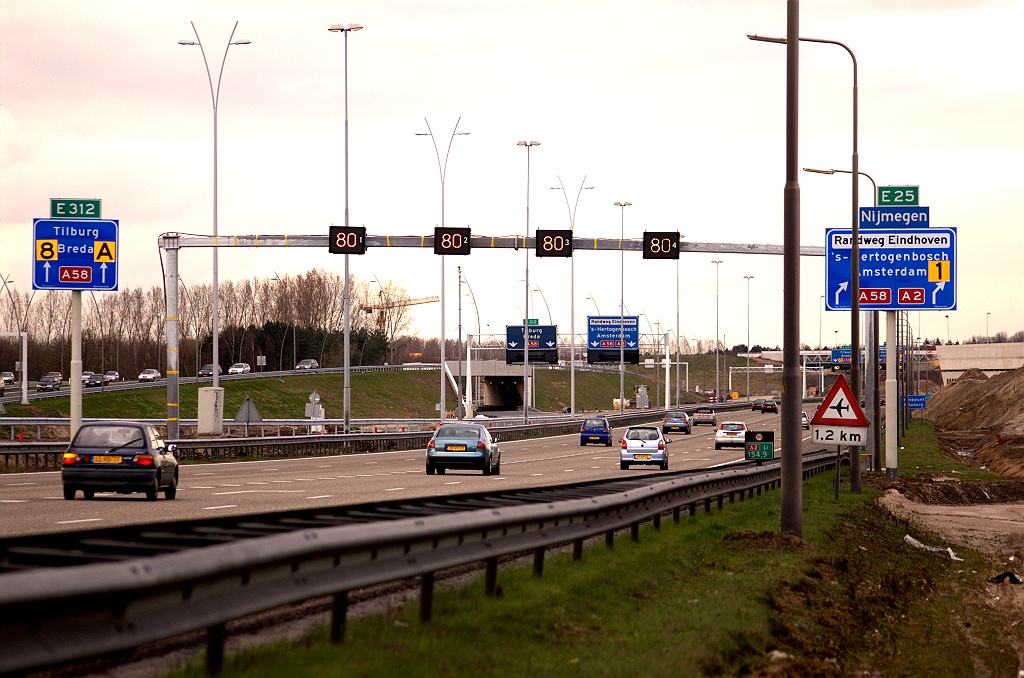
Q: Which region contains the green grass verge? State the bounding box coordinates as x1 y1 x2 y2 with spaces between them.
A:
166 450 1019 676
532 369 700 413
893 419 998 481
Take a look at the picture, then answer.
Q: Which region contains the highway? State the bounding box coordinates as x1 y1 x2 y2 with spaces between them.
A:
0 408 819 539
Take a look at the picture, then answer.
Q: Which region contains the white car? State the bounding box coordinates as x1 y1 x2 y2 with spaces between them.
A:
228 362 251 375
619 425 668 471
104 371 119 383
714 422 748 450
81 371 95 385
138 369 161 382
801 412 810 430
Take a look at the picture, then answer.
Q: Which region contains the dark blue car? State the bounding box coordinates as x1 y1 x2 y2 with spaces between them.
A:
580 417 612 446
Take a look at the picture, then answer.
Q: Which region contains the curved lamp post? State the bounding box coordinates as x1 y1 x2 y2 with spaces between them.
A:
613 201 632 411
517 141 540 422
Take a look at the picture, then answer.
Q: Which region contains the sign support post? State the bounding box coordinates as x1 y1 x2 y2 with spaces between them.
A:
885 311 898 479
70 291 82 440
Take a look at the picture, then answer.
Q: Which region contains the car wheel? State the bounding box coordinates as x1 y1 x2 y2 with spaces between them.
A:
580 440 587 447
426 463 436 475
83 490 95 500
605 440 612 447
493 460 500 475
660 459 668 471
164 475 177 500
620 462 628 471
63 485 76 500
714 444 721 450
145 477 159 501
685 429 692 435
437 467 445 475
482 459 492 476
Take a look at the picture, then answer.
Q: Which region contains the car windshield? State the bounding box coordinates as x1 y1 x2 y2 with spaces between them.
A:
721 423 745 431
696 408 712 414
73 425 145 449
668 412 687 419
764 400 776 406
626 428 660 441
583 419 606 428
436 425 482 439
231 364 245 368
40 376 55 382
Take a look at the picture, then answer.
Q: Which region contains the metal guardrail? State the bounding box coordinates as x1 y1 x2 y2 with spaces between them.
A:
0 449 839 675
0 404 752 470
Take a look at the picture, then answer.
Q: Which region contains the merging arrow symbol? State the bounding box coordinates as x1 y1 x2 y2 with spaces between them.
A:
508 341 518 348
590 341 599 348
835 281 848 306
627 341 636 348
43 261 51 283
932 281 945 305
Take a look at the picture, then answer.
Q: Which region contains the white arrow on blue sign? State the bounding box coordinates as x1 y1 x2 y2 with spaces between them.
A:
32 218 119 291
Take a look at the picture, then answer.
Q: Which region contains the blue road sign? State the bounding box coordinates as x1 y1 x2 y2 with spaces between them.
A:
831 347 891 368
826 227 956 312
33 218 119 291
506 324 557 350
904 395 927 410
859 206 929 230
587 316 639 349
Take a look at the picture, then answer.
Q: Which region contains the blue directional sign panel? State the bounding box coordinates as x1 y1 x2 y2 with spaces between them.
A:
859 206 929 230
32 218 118 291
826 227 956 312
831 347 893 369
903 395 928 410
587 316 639 349
505 324 558 364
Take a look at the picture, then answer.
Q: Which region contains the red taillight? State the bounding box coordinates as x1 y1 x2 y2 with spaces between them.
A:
658 440 665 450
427 440 435 449
477 440 487 450
603 428 610 433
621 439 627 450
62 452 80 465
664 418 670 422
581 427 586 433
132 454 154 466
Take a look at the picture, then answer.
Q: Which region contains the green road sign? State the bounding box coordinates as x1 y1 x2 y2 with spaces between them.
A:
51 199 101 219
523 318 539 326
745 442 774 460
877 186 919 206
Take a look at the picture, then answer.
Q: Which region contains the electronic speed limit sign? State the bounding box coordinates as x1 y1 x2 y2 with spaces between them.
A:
328 226 367 254
642 231 679 260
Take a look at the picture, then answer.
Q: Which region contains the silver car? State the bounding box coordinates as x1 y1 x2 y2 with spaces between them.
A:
692 407 717 426
620 426 668 471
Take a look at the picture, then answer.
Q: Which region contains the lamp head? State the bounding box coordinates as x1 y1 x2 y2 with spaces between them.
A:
747 34 787 44
178 40 197 46
231 39 251 45
803 167 836 175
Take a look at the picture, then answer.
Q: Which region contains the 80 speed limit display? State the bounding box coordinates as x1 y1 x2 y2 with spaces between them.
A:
434 227 471 255
535 229 573 258
328 226 367 254
642 231 680 260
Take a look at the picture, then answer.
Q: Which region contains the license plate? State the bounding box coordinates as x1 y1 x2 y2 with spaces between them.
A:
727 433 737 436
590 436 600 440
634 454 651 460
446 445 466 451
93 455 121 464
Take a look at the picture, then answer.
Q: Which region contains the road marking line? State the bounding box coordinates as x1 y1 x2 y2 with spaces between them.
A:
247 482 270 485
1 499 27 503
316 465 331 468
43 496 63 499
493 477 506 480
262 469 279 471
190 486 215 489
316 477 336 480
384 487 404 491
444 481 461 485
56 518 102 524
270 480 293 483
591 466 600 469
4 482 37 486
532 473 544 476
202 505 237 510
295 478 316 481
565 469 575 472
194 472 214 476
219 484 243 487
307 495 332 499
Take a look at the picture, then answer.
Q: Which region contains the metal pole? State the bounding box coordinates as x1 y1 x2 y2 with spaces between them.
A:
524 147 531 423
457 266 463 419
885 310 898 479
164 241 180 439
614 202 631 411
676 257 681 405
70 291 82 440
343 27 352 432
781 0 802 536
712 260 723 401
744 275 753 401
20 331 28 405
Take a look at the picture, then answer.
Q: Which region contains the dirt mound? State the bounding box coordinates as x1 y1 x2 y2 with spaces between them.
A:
893 475 1024 505
923 366 1024 476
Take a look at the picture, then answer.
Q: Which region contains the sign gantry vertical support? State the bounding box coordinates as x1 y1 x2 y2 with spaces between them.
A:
164 235 181 440
885 310 898 479
70 291 82 439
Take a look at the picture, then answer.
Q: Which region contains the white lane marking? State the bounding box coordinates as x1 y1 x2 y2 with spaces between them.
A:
316 477 336 480
1 499 27 503
307 495 332 499
802 435 811 441
4 482 37 486
271 480 293 484
219 484 243 487
190 486 215 489
365 461 378 464
591 466 601 469
247 482 270 485
565 469 575 472
317 465 332 468
493 477 506 480
384 487 404 491
295 478 316 482
56 518 102 524
43 496 63 499
355 474 373 477
444 481 461 485
262 468 279 471
202 505 237 510
532 473 544 476
214 489 304 495
194 472 214 476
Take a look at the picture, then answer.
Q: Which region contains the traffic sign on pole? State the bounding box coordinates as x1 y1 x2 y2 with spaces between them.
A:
826 227 956 312
859 206 928 229
586 316 640 364
32 219 119 291
745 430 775 461
876 186 919 206
810 374 869 446
506 324 558 364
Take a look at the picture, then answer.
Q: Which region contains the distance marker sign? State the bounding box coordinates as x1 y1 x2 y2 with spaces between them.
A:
809 374 868 447
33 218 118 291
826 227 956 311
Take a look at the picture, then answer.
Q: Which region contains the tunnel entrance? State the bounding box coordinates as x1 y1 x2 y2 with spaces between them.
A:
478 377 523 411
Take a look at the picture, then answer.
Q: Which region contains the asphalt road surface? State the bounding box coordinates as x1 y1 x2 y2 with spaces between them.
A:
0 408 821 538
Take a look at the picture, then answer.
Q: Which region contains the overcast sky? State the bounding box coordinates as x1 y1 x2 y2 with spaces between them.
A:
2 0 1021 349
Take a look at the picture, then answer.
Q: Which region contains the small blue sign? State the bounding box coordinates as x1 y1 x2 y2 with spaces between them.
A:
860 206 929 230
904 395 927 410
826 227 956 312
587 316 639 349
506 324 557 350
831 347 892 368
32 218 119 291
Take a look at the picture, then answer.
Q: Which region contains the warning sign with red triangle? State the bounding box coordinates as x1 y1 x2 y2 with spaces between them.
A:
810 374 869 428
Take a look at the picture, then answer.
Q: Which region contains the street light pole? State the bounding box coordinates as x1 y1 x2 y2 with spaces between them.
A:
179 22 250 395
711 260 724 402
518 141 541 423
328 22 362 432
614 202 632 412
419 119 471 423
986 312 991 341
744 275 754 401
552 177 593 415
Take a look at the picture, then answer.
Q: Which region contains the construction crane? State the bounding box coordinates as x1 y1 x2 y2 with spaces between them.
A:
361 295 439 329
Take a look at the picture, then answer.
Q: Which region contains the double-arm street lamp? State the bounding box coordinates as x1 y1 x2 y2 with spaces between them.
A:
179 22 251 393
518 141 541 422
419 119 470 422
551 177 593 415
614 201 632 411
328 22 362 432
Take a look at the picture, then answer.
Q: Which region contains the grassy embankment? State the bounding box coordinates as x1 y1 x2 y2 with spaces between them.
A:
166 419 1019 677
3 369 679 422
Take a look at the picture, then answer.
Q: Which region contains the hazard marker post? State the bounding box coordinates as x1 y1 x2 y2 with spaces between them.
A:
810 374 869 499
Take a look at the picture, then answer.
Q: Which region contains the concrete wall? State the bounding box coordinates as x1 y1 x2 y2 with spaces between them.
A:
937 342 1024 383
